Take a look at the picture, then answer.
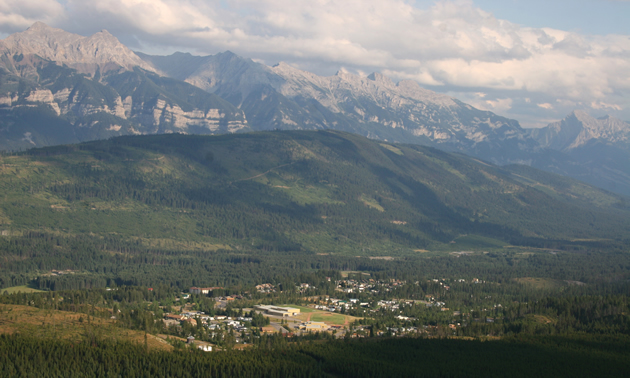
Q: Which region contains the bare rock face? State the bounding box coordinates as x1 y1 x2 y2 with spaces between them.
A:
531 110 630 151
0 22 157 76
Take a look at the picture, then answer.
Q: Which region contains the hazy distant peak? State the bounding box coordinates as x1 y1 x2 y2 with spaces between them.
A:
1 22 157 75
334 68 355 80
531 110 630 150
272 61 291 68
367 72 395 87
26 21 53 32
220 50 238 57
568 109 594 122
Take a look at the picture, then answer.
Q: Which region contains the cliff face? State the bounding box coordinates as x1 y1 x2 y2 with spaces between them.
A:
0 23 249 151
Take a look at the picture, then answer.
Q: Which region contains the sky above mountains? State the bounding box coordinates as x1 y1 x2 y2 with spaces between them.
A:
0 0 629 128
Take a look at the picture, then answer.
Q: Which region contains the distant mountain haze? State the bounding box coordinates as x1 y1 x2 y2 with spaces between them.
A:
139 50 538 166
528 111 630 195
1 23 630 195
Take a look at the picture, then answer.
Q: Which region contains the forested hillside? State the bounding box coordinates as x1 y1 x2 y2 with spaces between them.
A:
2 130 629 250
0 130 629 290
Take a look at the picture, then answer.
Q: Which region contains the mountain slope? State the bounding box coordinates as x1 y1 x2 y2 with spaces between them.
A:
140 52 538 165
1 131 628 257
0 24 249 150
529 111 630 195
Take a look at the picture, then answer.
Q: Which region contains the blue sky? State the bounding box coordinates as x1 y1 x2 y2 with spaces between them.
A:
0 0 629 127
470 0 630 35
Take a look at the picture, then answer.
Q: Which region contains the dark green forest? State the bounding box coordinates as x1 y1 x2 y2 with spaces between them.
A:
0 131 629 376
0 332 628 377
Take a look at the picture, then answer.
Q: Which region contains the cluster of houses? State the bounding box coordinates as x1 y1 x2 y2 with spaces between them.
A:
296 283 315 294
335 278 406 294
163 311 253 333
313 298 369 312
42 269 76 277
189 287 223 295
255 283 275 293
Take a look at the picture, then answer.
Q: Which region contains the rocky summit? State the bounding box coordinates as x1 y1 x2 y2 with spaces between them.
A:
530 110 630 151
0 22 156 77
0 23 248 151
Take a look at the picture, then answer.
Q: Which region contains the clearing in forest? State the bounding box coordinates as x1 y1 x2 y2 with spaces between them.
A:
0 304 173 351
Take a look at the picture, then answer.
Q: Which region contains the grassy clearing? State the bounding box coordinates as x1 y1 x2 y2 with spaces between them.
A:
531 314 556 324
309 313 348 325
262 174 344 206
340 271 371 278
2 285 44 294
432 234 507 252
514 277 567 290
379 144 404 155
137 238 231 252
293 233 415 257
0 304 172 351
360 195 384 212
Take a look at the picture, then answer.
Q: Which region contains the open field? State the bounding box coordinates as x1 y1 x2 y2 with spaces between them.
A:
340 271 372 278
287 307 361 326
2 285 45 294
309 313 348 325
514 277 568 289
0 304 173 351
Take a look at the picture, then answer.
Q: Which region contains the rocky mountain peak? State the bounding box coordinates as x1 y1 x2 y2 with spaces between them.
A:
367 72 395 87
531 110 630 151
568 109 594 123
26 21 50 32
334 68 355 81
0 22 156 76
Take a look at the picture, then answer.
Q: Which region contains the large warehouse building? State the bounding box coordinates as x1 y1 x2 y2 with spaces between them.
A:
254 305 301 317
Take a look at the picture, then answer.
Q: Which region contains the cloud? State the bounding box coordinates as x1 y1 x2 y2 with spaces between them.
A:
1 0 629 125
0 0 64 33
591 101 622 111
483 98 513 113
537 103 553 110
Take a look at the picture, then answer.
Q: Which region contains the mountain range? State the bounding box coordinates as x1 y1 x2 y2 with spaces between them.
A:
1 23 629 195
0 23 248 150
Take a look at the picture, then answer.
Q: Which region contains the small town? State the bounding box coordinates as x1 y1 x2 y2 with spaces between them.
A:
152 276 501 351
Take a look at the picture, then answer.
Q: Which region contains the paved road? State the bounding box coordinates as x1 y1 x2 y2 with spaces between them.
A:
270 323 290 334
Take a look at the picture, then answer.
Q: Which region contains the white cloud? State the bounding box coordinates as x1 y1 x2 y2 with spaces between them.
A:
0 0 64 32
537 103 553 109
591 101 622 111
483 98 513 113
1 0 629 124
